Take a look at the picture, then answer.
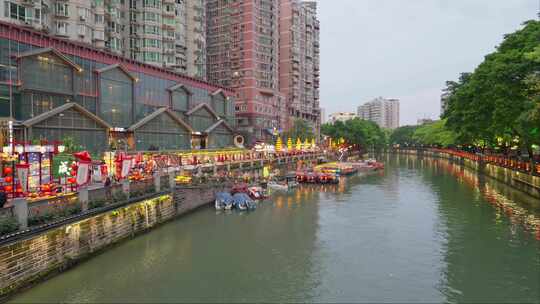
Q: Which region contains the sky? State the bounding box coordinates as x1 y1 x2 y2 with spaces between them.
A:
317 0 539 126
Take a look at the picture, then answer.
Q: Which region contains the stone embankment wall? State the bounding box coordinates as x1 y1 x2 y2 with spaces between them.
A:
393 149 540 199
0 184 229 299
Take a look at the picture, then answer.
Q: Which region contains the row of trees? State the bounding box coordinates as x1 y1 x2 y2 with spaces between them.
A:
441 20 539 155
321 118 388 152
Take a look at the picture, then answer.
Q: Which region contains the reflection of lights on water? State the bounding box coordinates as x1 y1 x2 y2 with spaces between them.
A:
418 157 540 239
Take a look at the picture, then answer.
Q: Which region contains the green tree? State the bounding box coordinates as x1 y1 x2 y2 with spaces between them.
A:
321 118 387 152
283 119 315 141
443 20 540 156
389 125 419 146
412 120 458 147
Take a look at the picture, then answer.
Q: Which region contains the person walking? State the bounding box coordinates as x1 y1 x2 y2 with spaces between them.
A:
104 176 112 201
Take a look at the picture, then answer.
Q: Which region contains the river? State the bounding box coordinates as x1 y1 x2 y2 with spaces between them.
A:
9 155 540 303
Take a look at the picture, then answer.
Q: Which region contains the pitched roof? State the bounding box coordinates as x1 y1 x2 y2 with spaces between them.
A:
22 103 112 129
205 119 234 134
95 63 136 81
210 89 227 98
185 103 220 120
167 83 192 94
128 107 194 133
17 47 82 71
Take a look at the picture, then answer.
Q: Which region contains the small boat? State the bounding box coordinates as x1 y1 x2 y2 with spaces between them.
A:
233 192 256 210
248 186 267 200
215 192 234 210
318 172 339 184
285 174 299 188
268 181 289 191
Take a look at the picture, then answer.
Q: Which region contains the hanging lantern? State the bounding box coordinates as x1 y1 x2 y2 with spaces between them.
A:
296 138 302 151
287 137 293 151
4 176 12 183
4 185 12 192
3 167 12 176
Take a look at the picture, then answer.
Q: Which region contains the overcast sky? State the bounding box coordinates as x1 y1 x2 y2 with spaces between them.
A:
317 0 539 125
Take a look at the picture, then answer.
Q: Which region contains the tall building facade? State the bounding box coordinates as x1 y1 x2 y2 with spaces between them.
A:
279 0 320 137
206 0 284 144
357 97 400 129
328 112 356 124
0 0 206 79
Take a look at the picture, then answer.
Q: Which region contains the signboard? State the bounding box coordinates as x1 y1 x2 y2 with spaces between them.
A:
76 160 90 186
16 164 29 193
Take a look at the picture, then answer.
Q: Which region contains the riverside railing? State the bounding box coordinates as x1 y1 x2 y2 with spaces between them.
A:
394 148 540 176
430 148 540 176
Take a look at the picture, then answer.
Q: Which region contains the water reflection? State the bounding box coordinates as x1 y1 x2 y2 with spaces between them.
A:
388 154 540 240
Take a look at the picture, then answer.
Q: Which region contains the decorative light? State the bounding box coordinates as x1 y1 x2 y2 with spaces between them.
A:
40 146 47 154
58 145 66 153
15 145 24 154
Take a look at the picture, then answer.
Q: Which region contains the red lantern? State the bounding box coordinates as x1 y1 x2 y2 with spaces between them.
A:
4 176 12 183
70 170 77 176
16 187 22 193
3 167 12 175
68 177 76 184
4 185 13 192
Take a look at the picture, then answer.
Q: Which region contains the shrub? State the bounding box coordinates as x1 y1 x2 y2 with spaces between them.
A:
28 212 55 226
113 192 127 202
88 199 106 210
0 217 19 235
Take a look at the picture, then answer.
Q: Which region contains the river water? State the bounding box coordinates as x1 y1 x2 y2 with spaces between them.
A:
9 155 540 303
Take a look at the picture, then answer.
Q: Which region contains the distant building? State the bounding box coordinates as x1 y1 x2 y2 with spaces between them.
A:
417 118 434 125
417 118 435 125
357 97 400 129
320 108 326 124
328 112 357 124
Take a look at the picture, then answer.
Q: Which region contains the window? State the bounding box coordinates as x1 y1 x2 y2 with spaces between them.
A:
5 2 28 21
93 30 104 40
56 22 68 35
55 2 69 17
95 14 104 24
78 24 87 36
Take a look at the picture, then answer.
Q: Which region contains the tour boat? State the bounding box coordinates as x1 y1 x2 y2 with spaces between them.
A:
248 186 267 200
267 181 290 191
233 192 256 210
215 192 234 210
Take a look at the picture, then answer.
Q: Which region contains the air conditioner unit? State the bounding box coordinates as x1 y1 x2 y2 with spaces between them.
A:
80 15 86 21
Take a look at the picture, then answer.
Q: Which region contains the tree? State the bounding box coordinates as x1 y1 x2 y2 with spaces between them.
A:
443 20 540 156
321 118 387 152
389 125 419 146
283 119 314 141
412 120 458 147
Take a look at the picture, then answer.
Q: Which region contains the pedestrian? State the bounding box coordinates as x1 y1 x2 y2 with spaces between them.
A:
104 176 112 201
0 190 6 208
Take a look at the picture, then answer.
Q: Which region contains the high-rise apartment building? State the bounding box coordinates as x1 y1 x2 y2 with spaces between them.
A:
0 0 206 78
206 0 284 143
279 0 320 137
185 0 206 79
357 97 400 129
